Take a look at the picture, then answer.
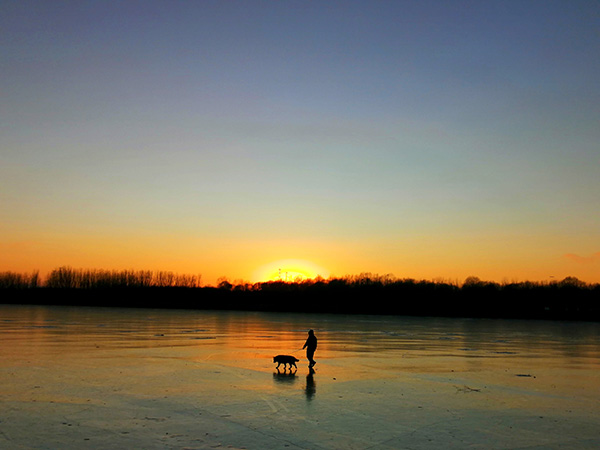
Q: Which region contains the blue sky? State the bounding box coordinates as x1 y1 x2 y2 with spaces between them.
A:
2 1 599 284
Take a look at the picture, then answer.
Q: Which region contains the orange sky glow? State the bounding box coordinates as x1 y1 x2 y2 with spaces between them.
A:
1 2 599 286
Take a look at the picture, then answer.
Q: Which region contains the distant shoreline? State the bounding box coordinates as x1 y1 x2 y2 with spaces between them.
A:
3 280 599 322
3 267 599 321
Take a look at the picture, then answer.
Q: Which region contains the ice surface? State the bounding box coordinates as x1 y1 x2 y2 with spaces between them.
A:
1 305 599 449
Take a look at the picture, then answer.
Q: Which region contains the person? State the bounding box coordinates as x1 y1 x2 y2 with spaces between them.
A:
303 329 317 368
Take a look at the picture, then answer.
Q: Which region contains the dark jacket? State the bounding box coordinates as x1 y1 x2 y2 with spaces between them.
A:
303 334 317 352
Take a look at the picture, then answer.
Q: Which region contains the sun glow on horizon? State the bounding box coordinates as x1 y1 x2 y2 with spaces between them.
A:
252 259 330 283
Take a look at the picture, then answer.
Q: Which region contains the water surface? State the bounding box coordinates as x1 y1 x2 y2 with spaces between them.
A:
1 305 599 449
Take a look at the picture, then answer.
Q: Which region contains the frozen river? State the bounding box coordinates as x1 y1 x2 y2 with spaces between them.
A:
1 304 599 449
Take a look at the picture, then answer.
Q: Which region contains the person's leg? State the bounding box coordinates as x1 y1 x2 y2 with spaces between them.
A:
307 349 315 367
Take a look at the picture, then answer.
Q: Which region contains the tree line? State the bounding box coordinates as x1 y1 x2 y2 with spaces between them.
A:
0 267 202 289
1 268 599 321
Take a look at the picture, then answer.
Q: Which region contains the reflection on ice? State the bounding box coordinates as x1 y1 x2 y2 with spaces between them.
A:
305 368 316 401
1 305 599 449
273 369 297 384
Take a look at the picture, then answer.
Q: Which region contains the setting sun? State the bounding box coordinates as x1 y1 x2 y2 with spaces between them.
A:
252 259 330 283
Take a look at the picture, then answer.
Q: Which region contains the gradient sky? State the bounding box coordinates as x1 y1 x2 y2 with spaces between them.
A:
2 0 599 285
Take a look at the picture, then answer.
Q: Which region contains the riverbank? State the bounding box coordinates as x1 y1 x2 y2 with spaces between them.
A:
2 278 599 321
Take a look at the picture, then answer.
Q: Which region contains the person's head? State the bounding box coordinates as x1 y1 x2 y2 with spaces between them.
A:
308 329 314 336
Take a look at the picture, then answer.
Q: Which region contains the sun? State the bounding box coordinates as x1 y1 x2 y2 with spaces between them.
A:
252 259 330 283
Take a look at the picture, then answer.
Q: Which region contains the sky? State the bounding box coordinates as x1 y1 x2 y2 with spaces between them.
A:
1 0 599 285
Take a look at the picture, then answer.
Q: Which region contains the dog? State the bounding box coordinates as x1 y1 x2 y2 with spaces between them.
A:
273 354 299 370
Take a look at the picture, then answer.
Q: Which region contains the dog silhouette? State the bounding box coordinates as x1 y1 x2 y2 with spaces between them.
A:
273 355 299 370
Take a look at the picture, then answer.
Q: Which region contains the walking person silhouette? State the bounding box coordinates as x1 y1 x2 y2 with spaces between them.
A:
303 329 317 368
